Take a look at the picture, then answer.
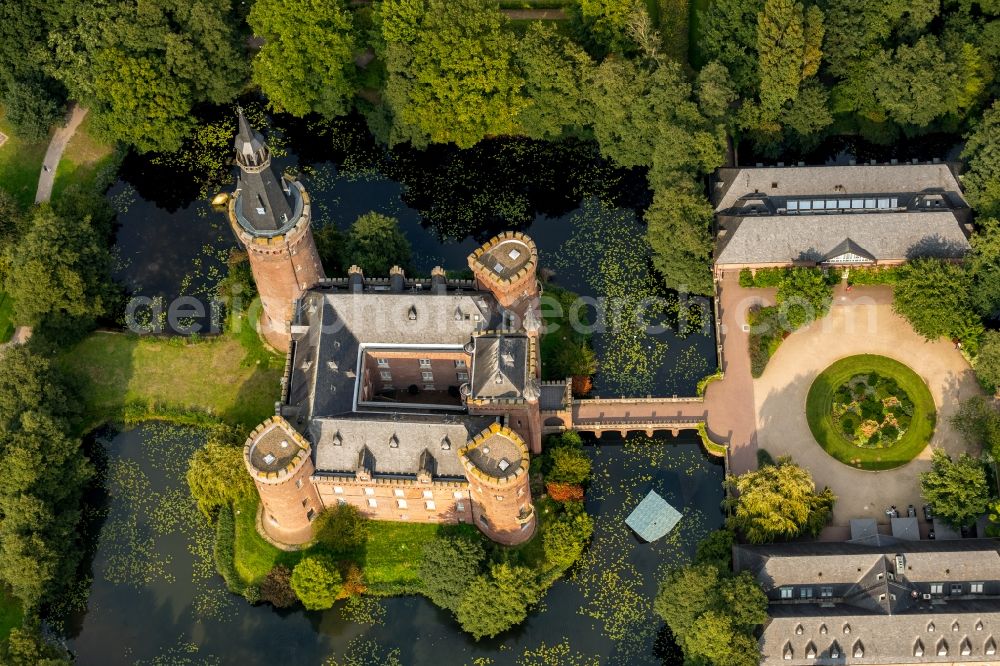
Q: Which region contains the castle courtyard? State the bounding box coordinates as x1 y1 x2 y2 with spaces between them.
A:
752 283 982 536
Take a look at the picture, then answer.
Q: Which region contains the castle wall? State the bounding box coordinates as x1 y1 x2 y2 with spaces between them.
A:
254 460 321 545
362 349 471 392
467 401 543 455
314 477 472 525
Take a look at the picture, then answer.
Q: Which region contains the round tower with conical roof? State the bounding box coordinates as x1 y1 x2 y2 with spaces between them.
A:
459 423 536 545
227 108 325 352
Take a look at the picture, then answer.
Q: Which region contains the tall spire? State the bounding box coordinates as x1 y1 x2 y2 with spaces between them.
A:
232 107 295 233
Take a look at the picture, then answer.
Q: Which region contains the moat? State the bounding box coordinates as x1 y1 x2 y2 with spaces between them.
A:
68 425 724 665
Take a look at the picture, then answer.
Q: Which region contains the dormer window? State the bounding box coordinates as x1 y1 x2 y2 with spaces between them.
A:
408 306 417 321
914 640 924 657
333 432 342 447
389 434 399 449
853 640 864 658
441 436 451 451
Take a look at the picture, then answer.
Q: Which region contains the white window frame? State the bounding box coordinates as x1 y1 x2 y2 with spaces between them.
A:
780 587 793 599
931 583 943 594
367 498 377 508
425 500 436 510
456 502 465 512
333 486 344 494
397 499 408 509
380 370 392 381
364 488 375 496
455 359 467 368
971 582 984 594
457 372 469 382
377 358 389 367
419 359 432 368
394 489 404 497
421 371 434 382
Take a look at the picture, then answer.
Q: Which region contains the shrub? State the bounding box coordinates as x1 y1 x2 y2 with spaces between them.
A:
291 555 343 611
542 502 594 571
739 268 754 287
546 482 585 502
694 529 735 570
547 446 592 485
213 504 242 593
242 584 261 605
314 503 368 552
260 565 297 608
341 564 367 598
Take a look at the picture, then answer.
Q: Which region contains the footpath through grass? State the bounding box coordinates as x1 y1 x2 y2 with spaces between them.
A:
58 313 283 430
232 498 483 595
51 112 117 202
806 355 936 470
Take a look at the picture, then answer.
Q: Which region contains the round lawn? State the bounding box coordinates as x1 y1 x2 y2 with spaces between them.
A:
806 355 935 470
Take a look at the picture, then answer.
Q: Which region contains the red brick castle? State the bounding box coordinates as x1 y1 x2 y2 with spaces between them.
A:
228 112 543 546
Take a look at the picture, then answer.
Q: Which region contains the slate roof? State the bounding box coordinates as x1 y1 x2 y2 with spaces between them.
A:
822 237 876 263
312 414 493 478
713 163 967 213
715 211 970 266
233 110 295 234
735 541 1000 665
471 334 530 399
624 490 681 542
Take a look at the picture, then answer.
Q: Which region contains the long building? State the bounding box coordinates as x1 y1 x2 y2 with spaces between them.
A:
711 163 973 274
735 541 1000 665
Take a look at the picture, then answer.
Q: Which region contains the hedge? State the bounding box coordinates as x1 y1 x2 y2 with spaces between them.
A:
214 503 244 594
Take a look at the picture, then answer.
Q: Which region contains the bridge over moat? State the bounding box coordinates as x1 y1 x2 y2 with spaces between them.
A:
539 272 766 475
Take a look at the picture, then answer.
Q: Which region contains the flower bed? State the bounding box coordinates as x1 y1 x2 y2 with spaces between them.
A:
831 372 912 448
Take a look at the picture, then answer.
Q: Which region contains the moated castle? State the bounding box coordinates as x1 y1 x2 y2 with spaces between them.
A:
226 110 542 546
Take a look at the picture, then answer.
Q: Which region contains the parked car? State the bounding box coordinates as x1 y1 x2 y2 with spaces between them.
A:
923 505 933 520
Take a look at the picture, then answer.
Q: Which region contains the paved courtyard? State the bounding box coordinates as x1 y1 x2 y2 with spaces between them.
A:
753 283 982 534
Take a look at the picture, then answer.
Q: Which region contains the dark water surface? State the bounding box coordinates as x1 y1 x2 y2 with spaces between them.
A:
108 118 716 396
68 425 724 665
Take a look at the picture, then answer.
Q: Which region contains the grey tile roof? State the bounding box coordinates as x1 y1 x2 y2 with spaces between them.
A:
471 334 529 399
736 541 1000 664
540 382 568 411
713 164 967 213
715 211 969 266
233 110 295 233
312 414 494 478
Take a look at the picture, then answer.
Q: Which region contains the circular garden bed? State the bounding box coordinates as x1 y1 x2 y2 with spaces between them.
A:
806 355 936 470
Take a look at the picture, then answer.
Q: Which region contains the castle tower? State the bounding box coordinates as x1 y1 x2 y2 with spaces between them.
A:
243 416 322 545
458 423 536 545
468 232 539 318
227 109 325 352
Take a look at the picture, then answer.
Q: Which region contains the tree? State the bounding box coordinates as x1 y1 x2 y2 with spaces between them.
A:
974 330 1000 394
892 258 983 351
514 23 595 141
375 0 525 148
776 267 833 329
260 565 297 608
969 218 1000 318
645 186 715 296
419 535 486 613
781 78 833 147
921 448 990 528
724 456 836 543
456 563 542 640
542 502 594 571
951 396 1000 458
344 212 412 277
698 0 765 95
654 564 767 665
756 0 815 115
1 76 62 142
291 555 343 610
186 427 255 519
963 102 1000 218
1 204 113 334
249 0 357 119
314 224 346 277
696 62 737 121
694 529 735 570
547 447 592 485
49 0 246 152
313 503 368 552
0 624 70 666
568 0 639 58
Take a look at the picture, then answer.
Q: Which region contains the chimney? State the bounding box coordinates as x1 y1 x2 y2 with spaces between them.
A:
431 266 447 294
348 265 364 293
389 265 405 293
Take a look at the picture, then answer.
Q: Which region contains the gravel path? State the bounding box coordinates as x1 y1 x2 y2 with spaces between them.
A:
34 103 88 204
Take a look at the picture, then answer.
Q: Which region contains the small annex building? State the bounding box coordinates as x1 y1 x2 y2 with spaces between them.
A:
711 162 973 274
624 490 681 542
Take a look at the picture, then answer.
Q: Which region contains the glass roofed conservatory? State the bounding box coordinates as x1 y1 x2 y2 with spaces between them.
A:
785 197 899 213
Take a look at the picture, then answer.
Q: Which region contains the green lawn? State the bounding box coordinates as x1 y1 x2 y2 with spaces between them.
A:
233 498 482 594
0 106 48 211
57 316 283 430
806 355 936 470
51 112 118 202
0 291 13 343
0 588 23 646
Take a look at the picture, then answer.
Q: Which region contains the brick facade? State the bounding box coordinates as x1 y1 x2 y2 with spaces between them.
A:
361 349 472 396
314 477 472 525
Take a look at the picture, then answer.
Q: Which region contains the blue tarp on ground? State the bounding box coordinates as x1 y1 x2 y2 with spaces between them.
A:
625 490 682 542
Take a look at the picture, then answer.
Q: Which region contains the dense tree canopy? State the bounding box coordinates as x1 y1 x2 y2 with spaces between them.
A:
249 0 357 119
186 427 255 518
457 563 543 640
567 0 637 58
343 212 412 277
645 186 715 295
654 564 767 666
892 259 983 351
420 535 485 614
49 0 246 152
724 456 835 543
375 0 525 148
313 503 368 552
542 502 594 571
920 448 990 528
755 0 823 116
291 555 343 610
963 102 1000 218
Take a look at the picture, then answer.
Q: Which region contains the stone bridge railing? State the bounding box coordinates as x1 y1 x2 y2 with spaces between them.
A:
573 395 702 406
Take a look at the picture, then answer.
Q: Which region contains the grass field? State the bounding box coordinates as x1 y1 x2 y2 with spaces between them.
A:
806 355 936 471
51 112 117 202
58 315 283 430
233 498 482 594
0 291 13 344
0 106 48 211
0 588 22 646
